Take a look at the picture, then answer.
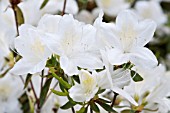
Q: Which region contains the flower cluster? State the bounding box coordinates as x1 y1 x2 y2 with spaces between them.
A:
0 0 170 113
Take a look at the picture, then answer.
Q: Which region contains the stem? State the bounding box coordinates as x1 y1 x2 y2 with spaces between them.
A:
40 70 44 93
111 92 118 107
90 108 93 113
11 5 19 36
61 0 67 16
44 81 58 103
71 107 75 113
109 92 118 113
30 80 38 101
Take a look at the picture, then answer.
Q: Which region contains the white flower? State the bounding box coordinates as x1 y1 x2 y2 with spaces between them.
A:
10 24 52 75
69 70 99 102
0 74 23 113
95 0 130 16
135 1 167 26
38 14 103 76
121 65 170 113
18 0 78 26
75 10 95 24
95 10 158 69
100 49 138 106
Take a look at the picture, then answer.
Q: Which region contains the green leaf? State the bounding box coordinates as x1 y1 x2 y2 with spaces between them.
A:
46 55 59 67
51 89 68 96
96 101 116 113
52 72 71 89
90 102 100 112
39 77 53 108
96 88 106 94
40 0 49 9
15 6 24 25
18 92 34 113
24 74 33 89
60 101 76 109
98 98 111 103
131 70 143 82
77 106 88 113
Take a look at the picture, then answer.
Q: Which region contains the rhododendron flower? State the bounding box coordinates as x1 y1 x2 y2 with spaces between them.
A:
95 10 158 69
10 24 52 75
38 14 103 76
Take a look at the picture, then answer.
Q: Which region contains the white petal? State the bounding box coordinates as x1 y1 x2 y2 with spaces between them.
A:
38 14 62 33
130 47 158 69
94 70 112 89
69 84 86 102
10 58 47 75
111 69 131 88
60 56 78 76
116 10 138 30
72 52 103 70
136 19 156 46
107 48 129 65
112 86 138 106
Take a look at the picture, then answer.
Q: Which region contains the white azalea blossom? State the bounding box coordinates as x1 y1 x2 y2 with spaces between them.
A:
10 24 52 75
69 70 100 102
95 0 130 16
135 1 167 26
95 10 158 69
0 74 23 113
38 14 103 76
119 65 170 113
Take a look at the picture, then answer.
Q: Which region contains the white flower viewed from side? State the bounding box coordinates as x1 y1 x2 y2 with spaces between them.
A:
38 14 103 76
10 24 52 75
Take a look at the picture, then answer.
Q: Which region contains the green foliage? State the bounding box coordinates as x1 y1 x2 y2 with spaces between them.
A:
131 70 143 82
90 102 100 112
96 101 116 112
18 92 34 113
52 72 71 89
60 101 76 109
24 74 33 89
39 77 53 108
51 89 68 96
15 6 24 25
40 0 49 9
77 106 88 113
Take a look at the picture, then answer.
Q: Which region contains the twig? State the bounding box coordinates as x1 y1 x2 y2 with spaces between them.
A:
71 107 75 113
30 80 38 102
61 0 67 16
109 92 118 113
44 81 59 103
